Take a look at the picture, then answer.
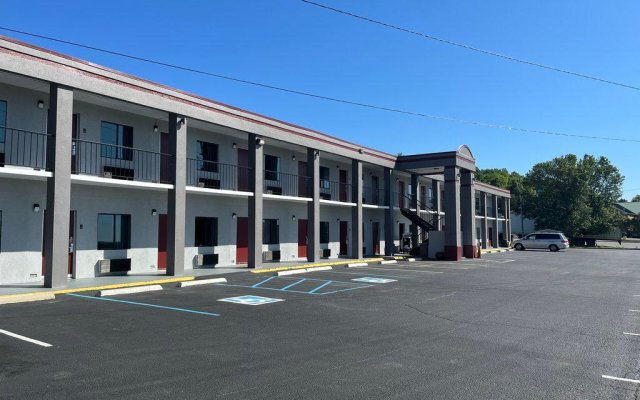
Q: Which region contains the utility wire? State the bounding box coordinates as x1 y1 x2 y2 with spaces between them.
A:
0 26 639 143
301 0 640 92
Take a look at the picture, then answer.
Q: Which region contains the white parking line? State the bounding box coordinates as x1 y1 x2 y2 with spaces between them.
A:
629 310 640 312
0 328 52 348
623 332 640 336
602 375 640 384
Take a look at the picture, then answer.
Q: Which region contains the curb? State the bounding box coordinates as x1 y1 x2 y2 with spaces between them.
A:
347 262 369 268
97 284 163 297
251 258 384 274
481 248 514 254
177 278 227 287
0 276 195 302
379 260 398 265
0 292 56 305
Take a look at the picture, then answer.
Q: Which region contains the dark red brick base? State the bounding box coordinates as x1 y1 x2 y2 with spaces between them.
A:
444 246 462 261
463 245 477 258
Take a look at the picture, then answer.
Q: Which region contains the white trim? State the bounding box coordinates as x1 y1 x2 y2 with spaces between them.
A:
0 166 51 180
320 199 356 207
186 186 253 198
71 174 173 191
264 194 311 203
362 204 389 210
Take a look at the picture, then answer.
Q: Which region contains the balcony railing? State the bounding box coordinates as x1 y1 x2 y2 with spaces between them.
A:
73 139 171 184
362 186 386 206
264 170 311 198
0 127 49 170
186 158 250 191
320 180 352 202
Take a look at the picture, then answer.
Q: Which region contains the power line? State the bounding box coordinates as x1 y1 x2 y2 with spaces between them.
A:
0 26 639 144
300 0 640 92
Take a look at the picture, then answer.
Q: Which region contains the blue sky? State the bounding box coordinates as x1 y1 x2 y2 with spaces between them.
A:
2 0 639 197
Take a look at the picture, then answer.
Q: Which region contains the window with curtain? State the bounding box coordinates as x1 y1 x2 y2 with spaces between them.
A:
97 214 131 250
100 121 133 160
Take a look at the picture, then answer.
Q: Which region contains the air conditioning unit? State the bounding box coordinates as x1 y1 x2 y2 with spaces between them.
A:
320 249 331 258
98 258 131 275
262 250 281 261
103 170 113 179
196 253 219 267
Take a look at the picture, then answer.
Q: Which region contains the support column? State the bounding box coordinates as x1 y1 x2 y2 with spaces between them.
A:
351 159 363 259
307 148 320 262
44 83 73 288
493 195 499 247
248 133 264 268
506 198 512 245
432 180 442 230
384 168 395 255
460 171 476 258
443 166 461 261
481 192 488 249
410 174 419 250
166 113 187 276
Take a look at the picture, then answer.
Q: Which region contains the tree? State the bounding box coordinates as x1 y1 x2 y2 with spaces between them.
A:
522 154 624 239
475 168 527 211
632 194 640 202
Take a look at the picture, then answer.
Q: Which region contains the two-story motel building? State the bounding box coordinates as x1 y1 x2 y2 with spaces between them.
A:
0 36 511 288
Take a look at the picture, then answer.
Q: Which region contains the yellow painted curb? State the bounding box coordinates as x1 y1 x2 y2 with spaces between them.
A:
251 258 385 274
0 276 195 299
0 292 56 305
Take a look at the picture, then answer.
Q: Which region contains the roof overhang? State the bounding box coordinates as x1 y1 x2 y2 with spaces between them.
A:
395 145 476 174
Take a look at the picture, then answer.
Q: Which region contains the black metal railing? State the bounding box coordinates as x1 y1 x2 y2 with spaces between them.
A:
264 170 311 197
320 180 352 202
186 158 251 191
73 139 171 184
399 193 442 230
0 127 49 170
362 186 386 206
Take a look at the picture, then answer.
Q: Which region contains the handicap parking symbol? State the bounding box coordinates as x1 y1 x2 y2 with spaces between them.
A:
351 277 397 284
218 295 284 306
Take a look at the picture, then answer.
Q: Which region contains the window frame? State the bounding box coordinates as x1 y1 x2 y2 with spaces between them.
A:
320 221 330 244
194 216 218 247
263 219 280 245
196 141 219 173
319 166 331 189
100 121 133 161
264 154 280 181
97 213 131 250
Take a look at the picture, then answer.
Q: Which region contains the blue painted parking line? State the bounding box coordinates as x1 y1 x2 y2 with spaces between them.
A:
67 294 220 317
280 278 307 290
308 280 333 294
218 295 284 306
252 276 276 288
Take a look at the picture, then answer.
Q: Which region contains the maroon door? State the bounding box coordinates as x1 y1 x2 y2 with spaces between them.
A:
160 132 170 183
398 181 405 208
339 169 348 202
372 222 380 255
71 114 79 174
339 221 348 255
157 214 167 270
236 217 249 263
298 219 308 258
238 149 249 191
298 161 308 197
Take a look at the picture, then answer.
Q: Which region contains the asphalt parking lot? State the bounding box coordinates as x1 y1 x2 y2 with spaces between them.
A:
2 249 640 399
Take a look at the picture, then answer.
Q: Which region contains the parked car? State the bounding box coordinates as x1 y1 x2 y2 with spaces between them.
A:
512 232 570 252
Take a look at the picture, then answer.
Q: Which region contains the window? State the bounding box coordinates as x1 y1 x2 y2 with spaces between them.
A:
195 217 218 247
263 219 279 244
97 214 131 250
197 141 218 172
0 100 6 143
264 155 280 181
320 166 330 189
100 121 133 160
320 221 330 244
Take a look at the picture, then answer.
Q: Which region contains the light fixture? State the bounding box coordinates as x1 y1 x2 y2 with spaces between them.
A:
36 100 44 109
358 148 363 154
314 150 319 158
153 124 159 133
33 203 40 213
151 209 157 216
232 142 237 149
292 155 296 161
256 137 265 147
178 117 186 126
336 218 340 222
292 215 296 221
232 213 237 219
